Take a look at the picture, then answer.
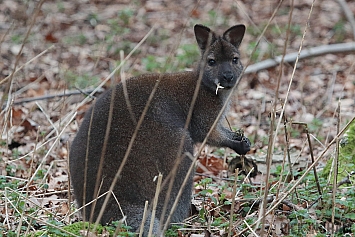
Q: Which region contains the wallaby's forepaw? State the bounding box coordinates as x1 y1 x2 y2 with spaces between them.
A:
236 136 251 155
232 130 251 155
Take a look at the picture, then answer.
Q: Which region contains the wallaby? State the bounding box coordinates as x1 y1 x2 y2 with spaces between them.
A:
69 24 250 235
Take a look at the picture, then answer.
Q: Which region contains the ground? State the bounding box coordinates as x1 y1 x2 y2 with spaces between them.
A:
1 0 355 236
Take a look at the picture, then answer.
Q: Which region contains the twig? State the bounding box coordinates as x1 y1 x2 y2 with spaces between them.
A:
337 0 355 40
281 199 302 212
283 115 296 183
227 168 239 237
163 0 285 233
244 42 355 74
292 122 322 197
120 50 137 125
272 4 295 234
93 25 158 229
139 201 149 237
148 173 163 237
260 100 275 236
243 220 258 237
237 116 355 236
264 4 315 235
26 112 76 187
25 214 79 237
161 0 209 229
0 45 55 87
1 87 103 112
5 43 355 109
2 88 104 109
0 0 47 109
332 103 341 234
66 141 72 225
113 216 126 237
0 21 14 48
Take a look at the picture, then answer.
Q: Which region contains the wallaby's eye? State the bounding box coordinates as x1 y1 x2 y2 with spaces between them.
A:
208 59 216 66
232 57 239 64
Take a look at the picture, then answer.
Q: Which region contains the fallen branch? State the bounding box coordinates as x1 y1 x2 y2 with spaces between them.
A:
5 42 355 107
2 88 104 109
245 42 355 74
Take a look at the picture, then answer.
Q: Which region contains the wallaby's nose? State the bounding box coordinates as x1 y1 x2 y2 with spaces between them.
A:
223 71 234 82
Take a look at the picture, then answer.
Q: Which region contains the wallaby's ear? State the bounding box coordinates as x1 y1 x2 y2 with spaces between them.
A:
194 24 216 51
223 24 246 48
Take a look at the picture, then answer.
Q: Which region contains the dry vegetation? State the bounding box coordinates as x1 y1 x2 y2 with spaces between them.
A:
1 0 355 236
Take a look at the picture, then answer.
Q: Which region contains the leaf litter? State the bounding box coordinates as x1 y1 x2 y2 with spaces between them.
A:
1 0 355 236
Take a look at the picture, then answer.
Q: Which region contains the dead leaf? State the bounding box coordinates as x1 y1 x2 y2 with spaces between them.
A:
45 32 59 43
196 155 227 175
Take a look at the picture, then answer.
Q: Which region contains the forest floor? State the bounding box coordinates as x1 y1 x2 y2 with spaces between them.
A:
1 0 355 236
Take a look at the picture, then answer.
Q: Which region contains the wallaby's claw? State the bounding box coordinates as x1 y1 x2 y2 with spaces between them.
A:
233 134 251 155
240 136 251 155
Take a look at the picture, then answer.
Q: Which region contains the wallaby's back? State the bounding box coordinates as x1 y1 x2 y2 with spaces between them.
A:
69 24 250 235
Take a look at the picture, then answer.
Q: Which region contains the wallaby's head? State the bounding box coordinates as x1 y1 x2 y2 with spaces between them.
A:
194 24 246 94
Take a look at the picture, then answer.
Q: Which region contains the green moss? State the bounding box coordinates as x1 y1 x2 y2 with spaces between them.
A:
322 120 355 182
63 70 100 89
28 221 124 237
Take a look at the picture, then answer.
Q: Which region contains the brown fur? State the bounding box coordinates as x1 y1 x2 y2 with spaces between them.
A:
69 24 250 235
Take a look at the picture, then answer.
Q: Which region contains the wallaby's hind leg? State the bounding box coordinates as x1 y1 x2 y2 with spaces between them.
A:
123 203 161 235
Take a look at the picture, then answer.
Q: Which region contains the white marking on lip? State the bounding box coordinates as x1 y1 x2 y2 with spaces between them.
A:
215 83 224 95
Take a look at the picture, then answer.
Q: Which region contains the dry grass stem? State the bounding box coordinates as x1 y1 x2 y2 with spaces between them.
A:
331 103 341 234
237 115 355 235
148 173 163 237
139 201 149 237
227 168 239 237
1 0 355 236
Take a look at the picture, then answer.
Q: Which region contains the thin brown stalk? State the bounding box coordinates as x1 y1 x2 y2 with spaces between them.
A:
26 126 40 190
331 103 340 234
292 122 322 197
66 141 72 224
253 97 266 145
120 50 137 125
26 112 76 186
0 21 14 47
92 20 189 228
79 26 156 229
159 0 204 229
50 26 156 151
113 217 124 237
24 214 79 237
227 168 239 237
3 87 103 108
0 0 46 108
139 201 149 237
260 102 275 236
259 1 315 234
90 67 118 223
68 190 110 217
260 1 294 222
83 104 96 222
0 45 54 87
163 0 285 233
148 174 163 237
237 115 355 235
283 115 297 189
243 220 259 237
252 0 291 232
4 187 44 232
